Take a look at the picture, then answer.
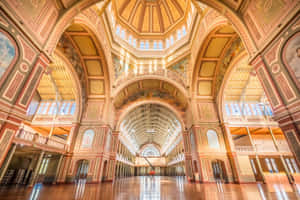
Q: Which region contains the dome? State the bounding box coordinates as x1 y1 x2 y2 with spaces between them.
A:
112 0 190 38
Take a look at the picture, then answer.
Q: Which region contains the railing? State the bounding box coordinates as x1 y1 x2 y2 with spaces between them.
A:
114 68 187 90
15 129 67 151
235 146 254 152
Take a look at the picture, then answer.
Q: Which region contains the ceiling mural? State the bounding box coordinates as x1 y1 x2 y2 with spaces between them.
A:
167 57 189 80
114 79 187 110
112 0 190 37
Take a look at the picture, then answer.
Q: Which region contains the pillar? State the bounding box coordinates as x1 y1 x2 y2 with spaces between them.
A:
52 154 64 184
182 130 193 180
246 127 265 183
0 143 16 182
29 151 45 186
106 130 119 181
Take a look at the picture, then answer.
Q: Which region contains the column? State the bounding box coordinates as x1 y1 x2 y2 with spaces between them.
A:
182 130 193 180
246 127 265 183
221 123 241 183
268 127 293 183
106 130 119 181
29 151 45 186
0 144 16 182
52 154 64 184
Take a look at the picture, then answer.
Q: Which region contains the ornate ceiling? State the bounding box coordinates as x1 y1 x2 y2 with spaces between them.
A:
112 0 190 37
120 104 181 151
37 54 75 100
224 57 265 102
114 79 187 110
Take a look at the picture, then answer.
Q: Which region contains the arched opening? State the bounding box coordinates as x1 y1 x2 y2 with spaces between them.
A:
211 159 228 183
75 160 89 181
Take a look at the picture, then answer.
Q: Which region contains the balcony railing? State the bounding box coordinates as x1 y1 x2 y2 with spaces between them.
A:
14 129 67 151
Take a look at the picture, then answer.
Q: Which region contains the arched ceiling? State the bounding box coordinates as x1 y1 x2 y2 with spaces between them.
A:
194 25 244 98
224 57 265 102
58 24 107 98
37 54 75 100
114 79 187 110
112 0 190 37
120 104 181 151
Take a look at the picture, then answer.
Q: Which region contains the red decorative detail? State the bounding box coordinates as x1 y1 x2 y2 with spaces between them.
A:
19 37 35 64
3 72 24 100
276 73 296 101
265 39 282 65
20 63 29 72
271 64 280 74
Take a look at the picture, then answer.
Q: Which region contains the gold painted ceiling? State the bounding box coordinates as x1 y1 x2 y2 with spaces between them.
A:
112 0 190 38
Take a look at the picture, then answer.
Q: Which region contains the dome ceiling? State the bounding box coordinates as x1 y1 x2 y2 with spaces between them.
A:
112 0 190 37
120 104 181 152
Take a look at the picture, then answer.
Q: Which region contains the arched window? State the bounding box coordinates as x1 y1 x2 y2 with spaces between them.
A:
0 31 16 80
81 129 95 148
207 130 220 149
141 145 160 157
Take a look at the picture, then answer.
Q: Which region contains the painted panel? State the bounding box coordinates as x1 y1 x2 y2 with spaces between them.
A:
81 129 95 148
0 32 16 79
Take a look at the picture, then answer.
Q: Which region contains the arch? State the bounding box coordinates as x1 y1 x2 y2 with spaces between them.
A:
192 24 244 98
0 29 19 86
75 159 89 180
140 144 161 157
115 100 186 131
54 50 83 121
216 52 248 123
112 76 189 100
281 31 300 90
45 0 256 58
206 129 220 149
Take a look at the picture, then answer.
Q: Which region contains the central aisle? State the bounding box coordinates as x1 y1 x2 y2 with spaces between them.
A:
0 176 299 199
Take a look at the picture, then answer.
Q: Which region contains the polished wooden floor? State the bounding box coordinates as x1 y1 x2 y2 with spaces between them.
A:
0 176 300 200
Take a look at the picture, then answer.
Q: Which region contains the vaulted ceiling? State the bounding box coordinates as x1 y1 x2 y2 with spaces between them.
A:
224 57 265 102
37 54 75 100
112 0 190 37
120 104 181 150
114 79 187 110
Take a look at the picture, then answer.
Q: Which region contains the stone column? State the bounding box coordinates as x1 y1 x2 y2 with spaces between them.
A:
0 144 16 182
29 151 45 186
106 130 119 181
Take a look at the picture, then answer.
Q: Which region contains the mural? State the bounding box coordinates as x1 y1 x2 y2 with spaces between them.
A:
81 129 95 148
253 0 285 25
0 32 16 79
283 33 300 85
206 130 220 149
113 55 134 79
167 57 188 79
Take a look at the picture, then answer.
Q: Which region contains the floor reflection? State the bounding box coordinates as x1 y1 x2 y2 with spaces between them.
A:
0 176 300 200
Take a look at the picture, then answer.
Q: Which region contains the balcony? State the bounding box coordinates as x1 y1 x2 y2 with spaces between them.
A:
14 129 67 153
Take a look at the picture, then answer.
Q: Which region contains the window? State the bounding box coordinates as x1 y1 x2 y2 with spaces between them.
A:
206 130 220 149
81 129 95 148
140 41 145 49
270 158 279 173
285 158 295 173
255 104 263 115
182 26 187 35
116 26 120 35
166 39 170 48
177 30 182 40
48 102 56 115
265 158 273 173
291 158 300 173
128 35 132 45
241 103 252 116
250 104 258 115
70 103 76 115
141 145 160 157
121 29 125 39
231 103 241 115
250 159 257 175
133 39 137 47
59 102 66 115
145 41 149 49
266 105 273 116
42 102 50 115
37 102 45 114
153 41 157 49
63 102 71 115
53 102 60 115
170 36 174 45
225 104 231 116
158 41 163 49
0 31 16 80
27 101 39 116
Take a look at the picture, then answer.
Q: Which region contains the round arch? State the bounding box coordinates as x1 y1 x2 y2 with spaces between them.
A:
44 0 256 57
115 99 186 132
54 50 83 122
